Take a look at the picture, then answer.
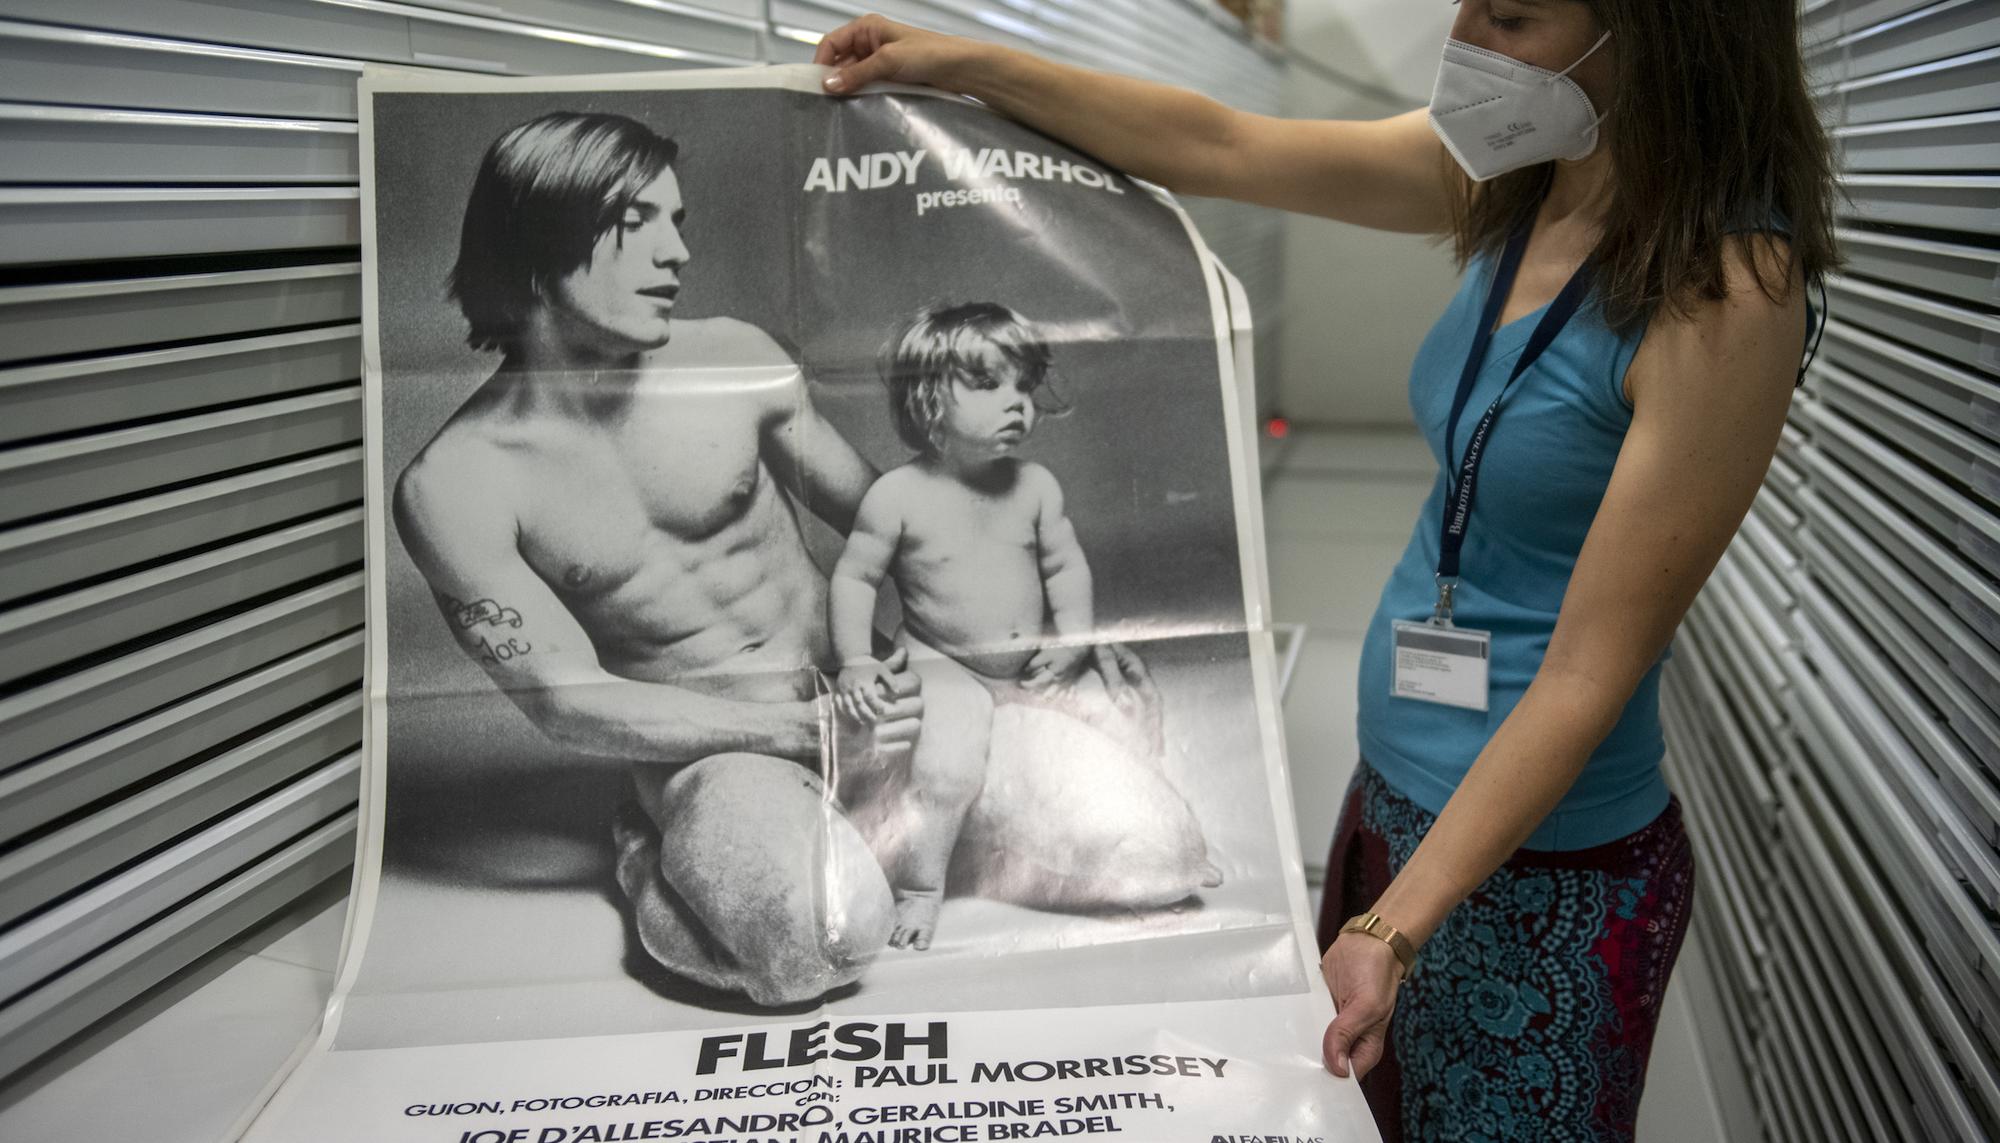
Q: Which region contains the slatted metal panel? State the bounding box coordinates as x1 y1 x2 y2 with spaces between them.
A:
0 0 1286 1089
1666 2 2000 1138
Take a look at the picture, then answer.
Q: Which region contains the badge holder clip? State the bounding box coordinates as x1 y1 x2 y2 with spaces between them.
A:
1431 575 1459 628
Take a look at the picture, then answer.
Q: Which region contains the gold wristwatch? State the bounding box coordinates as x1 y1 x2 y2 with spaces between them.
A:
1339 912 1417 979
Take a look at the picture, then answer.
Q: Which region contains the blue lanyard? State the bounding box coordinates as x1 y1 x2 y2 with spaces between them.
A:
1433 219 1595 624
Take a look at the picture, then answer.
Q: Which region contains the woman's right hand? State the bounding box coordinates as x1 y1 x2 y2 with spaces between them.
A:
1320 932 1403 1079
814 14 980 94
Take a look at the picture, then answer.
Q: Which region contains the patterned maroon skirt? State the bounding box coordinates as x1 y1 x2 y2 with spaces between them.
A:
1317 761 1696 1142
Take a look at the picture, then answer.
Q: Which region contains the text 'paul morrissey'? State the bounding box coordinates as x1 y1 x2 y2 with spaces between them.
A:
696 1022 1229 1084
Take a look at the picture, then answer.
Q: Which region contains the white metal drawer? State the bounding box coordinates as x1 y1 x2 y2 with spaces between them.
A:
1802 481 2000 756
0 19 366 120
0 387 362 527
1781 751 1998 1139
1807 0 2000 86
1835 108 2000 172
1760 957 1855 1143
1818 318 2000 446
1682 602 1791 756
0 754 358 1004
1838 174 2000 236
0 262 360 366
1804 452 2000 710
1769 850 1927 1143
0 574 361 770
763 32 815 65
1767 886 1923 1143
1751 1014 1814 1143
398 3 749 71
0 0 412 66
1825 274 2000 379
1804 0 1937 49
0 508 364 686
772 0 897 41
1811 401 2000 577
1835 228 2000 310
1800 511 2000 791
1802 586 2000 851
0 187 360 265
817 0 999 43
0 324 360 445
402 0 763 61
0 632 362 845
1821 44 2000 124
0 103 360 185
1796 596 2000 902
0 448 363 606
1668 625 1780 814
0 0 748 71
1783 688 2000 1115
1813 359 2000 516
0 694 361 929
0 806 355 1080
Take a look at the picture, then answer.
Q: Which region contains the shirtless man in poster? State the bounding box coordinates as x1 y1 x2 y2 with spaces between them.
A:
395 111 1193 1009
393 112 917 1006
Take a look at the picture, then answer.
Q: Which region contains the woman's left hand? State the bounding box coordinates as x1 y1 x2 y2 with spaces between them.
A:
1320 933 1404 1079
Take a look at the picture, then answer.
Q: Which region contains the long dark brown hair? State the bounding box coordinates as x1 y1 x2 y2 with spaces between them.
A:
1446 0 1840 332
449 112 679 353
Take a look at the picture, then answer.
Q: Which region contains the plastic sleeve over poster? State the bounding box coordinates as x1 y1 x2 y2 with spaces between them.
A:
234 62 1377 1143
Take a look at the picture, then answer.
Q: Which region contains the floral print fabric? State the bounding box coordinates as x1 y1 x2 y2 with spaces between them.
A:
1317 761 1696 1142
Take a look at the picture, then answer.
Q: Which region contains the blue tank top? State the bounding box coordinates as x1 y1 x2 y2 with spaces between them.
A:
1356 247 1665 851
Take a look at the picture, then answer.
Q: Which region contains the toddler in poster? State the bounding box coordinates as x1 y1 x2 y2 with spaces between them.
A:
829 302 1122 949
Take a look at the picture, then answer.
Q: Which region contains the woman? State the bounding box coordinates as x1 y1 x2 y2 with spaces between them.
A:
815 3 1833 1139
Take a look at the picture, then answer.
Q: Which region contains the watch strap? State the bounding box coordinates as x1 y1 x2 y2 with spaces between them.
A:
1339 911 1417 978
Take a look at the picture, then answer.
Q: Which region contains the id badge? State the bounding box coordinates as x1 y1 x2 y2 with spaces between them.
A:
1391 619 1491 711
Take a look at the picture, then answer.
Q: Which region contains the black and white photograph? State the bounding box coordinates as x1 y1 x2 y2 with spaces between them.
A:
329 67 1309 1050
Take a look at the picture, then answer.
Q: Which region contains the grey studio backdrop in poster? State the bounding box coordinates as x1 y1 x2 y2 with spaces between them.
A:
238 65 1373 1143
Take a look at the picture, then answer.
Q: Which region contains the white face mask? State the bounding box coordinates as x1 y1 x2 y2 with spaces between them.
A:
1428 31 1611 182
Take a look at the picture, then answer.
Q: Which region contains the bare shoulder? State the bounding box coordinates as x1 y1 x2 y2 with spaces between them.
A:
862 462 926 505
1017 461 1064 503
660 316 795 367
393 414 518 557
1712 231 1804 311
653 317 805 418
1628 234 1806 409
847 464 920 533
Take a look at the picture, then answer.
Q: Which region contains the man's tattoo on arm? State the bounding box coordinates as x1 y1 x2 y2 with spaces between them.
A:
438 594 533 664
474 635 533 665
441 594 523 630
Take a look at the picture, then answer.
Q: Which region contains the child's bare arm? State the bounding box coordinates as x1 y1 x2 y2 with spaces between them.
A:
1033 467 1093 638
1023 467 1095 691
830 480 904 714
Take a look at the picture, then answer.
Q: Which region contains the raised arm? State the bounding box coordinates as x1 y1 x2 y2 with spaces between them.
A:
816 15 1454 233
1321 237 1808 1078
394 445 820 764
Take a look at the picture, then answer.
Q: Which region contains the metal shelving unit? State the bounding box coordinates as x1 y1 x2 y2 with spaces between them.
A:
1664 2 2000 1138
